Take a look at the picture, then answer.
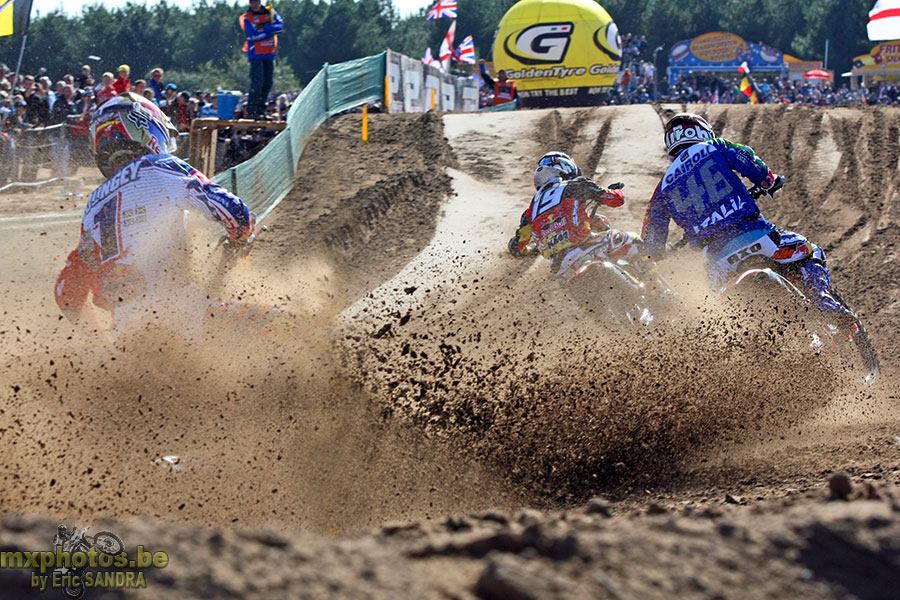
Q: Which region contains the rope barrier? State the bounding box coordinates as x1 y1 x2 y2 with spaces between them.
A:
0 120 90 191
0 176 82 194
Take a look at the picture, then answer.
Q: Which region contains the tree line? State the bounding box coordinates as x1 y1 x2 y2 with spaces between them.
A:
0 0 876 92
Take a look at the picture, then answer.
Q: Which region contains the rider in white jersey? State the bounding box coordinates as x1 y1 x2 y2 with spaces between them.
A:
55 93 254 340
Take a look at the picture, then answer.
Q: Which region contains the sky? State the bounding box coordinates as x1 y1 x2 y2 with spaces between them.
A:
34 0 435 19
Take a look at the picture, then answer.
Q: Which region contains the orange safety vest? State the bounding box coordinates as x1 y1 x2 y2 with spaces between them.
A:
240 9 279 59
494 80 517 105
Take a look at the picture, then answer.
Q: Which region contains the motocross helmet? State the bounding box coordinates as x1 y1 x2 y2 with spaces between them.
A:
664 113 714 159
90 92 178 178
534 151 582 189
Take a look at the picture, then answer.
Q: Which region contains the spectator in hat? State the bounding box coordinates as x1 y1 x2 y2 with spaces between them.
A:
188 97 200 121
240 0 284 119
113 64 131 95
74 87 94 114
148 67 165 103
160 82 177 109
7 96 30 131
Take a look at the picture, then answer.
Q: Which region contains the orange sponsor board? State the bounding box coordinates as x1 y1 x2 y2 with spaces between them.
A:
689 32 747 63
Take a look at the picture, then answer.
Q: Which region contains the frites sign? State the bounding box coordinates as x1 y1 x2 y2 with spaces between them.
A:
853 40 900 70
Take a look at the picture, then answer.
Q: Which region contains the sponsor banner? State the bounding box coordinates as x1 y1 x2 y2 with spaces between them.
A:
388 50 479 114
784 54 824 72
387 51 404 112
518 86 612 98
492 0 621 95
853 40 900 71
669 31 783 70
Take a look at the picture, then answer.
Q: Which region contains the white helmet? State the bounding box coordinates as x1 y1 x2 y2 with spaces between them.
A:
664 113 714 159
534 151 581 190
89 92 178 177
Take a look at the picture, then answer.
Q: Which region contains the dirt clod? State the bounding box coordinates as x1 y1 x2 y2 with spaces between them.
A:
828 472 853 500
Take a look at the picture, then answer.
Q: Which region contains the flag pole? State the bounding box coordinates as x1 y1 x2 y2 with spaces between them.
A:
12 32 27 86
11 2 32 91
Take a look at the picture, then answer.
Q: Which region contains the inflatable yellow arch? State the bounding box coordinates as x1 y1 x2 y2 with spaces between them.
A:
492 0 621 106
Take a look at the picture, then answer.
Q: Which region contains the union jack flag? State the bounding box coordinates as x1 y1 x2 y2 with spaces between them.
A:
422 47 442 70
426 0 457 20
457 35 475 64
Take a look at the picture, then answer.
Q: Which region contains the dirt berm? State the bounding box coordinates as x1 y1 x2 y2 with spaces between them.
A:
0 106 898 598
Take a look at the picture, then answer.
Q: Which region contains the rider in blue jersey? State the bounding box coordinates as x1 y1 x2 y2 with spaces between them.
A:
642 112 853 324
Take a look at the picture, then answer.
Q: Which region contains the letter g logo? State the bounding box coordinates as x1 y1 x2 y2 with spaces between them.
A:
504 22 574 65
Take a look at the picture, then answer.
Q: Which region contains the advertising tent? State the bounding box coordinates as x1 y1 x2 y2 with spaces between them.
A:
668 32 787 84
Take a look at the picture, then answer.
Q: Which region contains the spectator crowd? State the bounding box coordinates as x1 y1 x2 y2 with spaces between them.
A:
606 33 897 107
2 35 899 183
0 60 298 183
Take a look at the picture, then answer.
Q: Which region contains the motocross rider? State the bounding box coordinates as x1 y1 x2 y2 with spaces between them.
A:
54 92 254 340
508 152 640 279
642 112 854 324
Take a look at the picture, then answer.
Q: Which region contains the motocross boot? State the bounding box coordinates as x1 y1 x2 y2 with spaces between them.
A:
780 254 858 333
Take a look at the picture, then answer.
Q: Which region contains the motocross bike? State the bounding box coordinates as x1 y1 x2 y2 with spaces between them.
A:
715 179 880 382
206 224 298 340
566 182 679 328
54 527 125 599
114 222 297 366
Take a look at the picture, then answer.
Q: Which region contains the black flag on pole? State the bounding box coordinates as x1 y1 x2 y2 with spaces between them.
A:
0 0 34 37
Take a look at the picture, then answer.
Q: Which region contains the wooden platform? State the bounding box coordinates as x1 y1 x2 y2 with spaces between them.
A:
188 118 287 175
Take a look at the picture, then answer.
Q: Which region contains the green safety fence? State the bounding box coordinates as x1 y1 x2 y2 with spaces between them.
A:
212 52 386 223
478 100 519 112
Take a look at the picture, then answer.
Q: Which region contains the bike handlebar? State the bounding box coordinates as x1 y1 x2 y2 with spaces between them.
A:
748 175 786 200
216 225 268 257
589 181 625 221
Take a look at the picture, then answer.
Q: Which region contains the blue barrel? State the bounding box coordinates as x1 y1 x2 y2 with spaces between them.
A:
217 91 241 119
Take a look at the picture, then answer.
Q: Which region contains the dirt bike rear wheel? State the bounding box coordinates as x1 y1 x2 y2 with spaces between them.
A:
63 579 85 599
91 531 125 555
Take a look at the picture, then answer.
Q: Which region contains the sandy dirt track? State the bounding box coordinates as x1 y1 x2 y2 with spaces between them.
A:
0 106 898 598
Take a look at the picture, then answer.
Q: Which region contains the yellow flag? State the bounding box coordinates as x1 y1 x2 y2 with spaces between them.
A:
0 0 14 38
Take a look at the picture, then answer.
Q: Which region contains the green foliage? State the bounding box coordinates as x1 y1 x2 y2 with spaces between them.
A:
164 54 301 94
0 0 882 88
